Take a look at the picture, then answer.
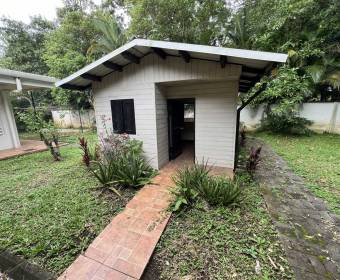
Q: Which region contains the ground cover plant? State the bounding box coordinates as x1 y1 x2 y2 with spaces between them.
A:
171 162 242 211
144 173 293 280
255 132 340 215
0 132 135 275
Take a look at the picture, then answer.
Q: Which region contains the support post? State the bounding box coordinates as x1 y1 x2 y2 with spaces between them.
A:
233 82 267 171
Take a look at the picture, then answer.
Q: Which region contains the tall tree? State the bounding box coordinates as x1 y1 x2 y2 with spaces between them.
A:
43 3 97 108
127 0 231 45
0 16 55 111
0 16 54 74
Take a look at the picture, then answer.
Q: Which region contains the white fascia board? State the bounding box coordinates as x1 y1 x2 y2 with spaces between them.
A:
55 39 288 87
135 39 288 63
55 40 138 87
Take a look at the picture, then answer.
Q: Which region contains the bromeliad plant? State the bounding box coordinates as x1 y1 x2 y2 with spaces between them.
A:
195 176 243 206
171 161 243 212
89 134 156 196
171 162 211 211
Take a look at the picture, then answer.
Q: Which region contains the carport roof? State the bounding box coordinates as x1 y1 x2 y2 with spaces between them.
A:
55 39 288 93
0 68 57 91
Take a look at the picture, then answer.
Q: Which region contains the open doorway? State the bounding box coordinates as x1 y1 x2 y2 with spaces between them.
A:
167 98 195 160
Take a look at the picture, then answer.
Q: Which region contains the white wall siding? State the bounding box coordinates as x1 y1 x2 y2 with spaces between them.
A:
155 85 169 168
92 54 241 169
0 92 20 150
165 81 238 168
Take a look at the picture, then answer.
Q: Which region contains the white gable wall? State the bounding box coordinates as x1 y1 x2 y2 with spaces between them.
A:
92 53 241 169
164 81 238 168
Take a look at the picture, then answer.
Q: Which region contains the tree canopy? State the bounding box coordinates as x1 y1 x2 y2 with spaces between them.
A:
0 0 338 111
126 0 231 45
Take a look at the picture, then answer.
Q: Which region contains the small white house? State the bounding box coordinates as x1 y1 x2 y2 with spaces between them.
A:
0 68 56 150
56 39 287 171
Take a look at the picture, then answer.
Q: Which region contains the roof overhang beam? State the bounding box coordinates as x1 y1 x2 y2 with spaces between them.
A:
61 83 89 91
152 47 167 60
179 50 191 63
220 55 228 68
80 73 102 82
121 51 140 64
103 61 123 72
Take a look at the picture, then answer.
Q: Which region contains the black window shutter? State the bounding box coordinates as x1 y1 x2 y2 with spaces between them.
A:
122 99 136 134
110 100 123 133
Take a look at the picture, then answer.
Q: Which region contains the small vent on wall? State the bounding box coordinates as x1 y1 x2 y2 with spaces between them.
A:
0 127 3 136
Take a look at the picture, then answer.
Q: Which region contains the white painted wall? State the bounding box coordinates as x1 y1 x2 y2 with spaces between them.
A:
92 53 241 169
241 102 340 134
52 110 96 129
0 92 20 150
165 81 238 168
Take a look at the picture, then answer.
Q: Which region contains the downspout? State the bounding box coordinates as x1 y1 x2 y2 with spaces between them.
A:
233 82 267 171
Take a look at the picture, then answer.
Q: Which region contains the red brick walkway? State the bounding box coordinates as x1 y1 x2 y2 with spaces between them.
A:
58 149 193 280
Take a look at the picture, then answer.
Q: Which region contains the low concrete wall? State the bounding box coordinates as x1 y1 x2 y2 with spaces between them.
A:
52 110 96 129
241 102 340 134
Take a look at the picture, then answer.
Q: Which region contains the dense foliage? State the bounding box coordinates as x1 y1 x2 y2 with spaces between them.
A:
0 0 338 126
126 0 231 45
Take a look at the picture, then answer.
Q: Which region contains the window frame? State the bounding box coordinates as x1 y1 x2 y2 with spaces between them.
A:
110 99 136 135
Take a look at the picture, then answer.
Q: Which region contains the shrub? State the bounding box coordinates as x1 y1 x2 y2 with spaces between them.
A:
195 176 242 206
246 146 262 173
171 163 210 211
261 109 312 135
90 134 156 195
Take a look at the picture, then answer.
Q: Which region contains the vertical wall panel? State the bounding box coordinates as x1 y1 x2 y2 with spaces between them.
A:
92 53 241 169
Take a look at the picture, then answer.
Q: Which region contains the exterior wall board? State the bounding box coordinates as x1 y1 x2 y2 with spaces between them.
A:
92 53 241 169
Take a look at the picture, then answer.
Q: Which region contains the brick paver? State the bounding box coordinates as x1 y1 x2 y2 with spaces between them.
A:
58 148 191 280
0 140 47 160
58 144 234 280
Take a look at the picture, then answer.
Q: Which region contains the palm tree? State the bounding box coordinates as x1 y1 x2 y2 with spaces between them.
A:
87 13 126 57
305 56 340 101
227 12 251 49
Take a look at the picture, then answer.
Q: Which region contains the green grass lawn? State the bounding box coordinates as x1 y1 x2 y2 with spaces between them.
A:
0 132 134 275
144 173 293 280
254 132 340 215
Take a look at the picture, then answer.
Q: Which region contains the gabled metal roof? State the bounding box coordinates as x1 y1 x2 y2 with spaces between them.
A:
0 68 57 91
56 39 288 93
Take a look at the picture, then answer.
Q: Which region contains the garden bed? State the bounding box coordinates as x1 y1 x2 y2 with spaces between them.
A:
0 132 135 275
143 173 293 280
255 132 340 215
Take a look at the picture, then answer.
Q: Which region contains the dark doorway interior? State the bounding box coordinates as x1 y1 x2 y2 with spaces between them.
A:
167 98 195 160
